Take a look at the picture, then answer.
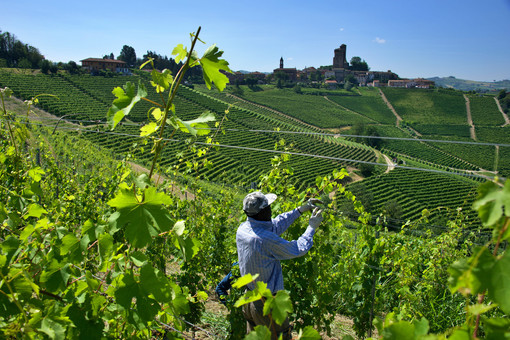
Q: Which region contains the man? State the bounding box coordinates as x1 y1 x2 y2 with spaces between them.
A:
236 191 323 339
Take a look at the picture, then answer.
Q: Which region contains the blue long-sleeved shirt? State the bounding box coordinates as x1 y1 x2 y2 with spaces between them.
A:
236 208 316 293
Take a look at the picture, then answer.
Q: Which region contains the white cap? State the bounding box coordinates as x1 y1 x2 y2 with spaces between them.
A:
243 191 277 216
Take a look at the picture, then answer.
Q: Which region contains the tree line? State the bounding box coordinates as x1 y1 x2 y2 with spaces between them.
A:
0 30 202 81
0 30 44 68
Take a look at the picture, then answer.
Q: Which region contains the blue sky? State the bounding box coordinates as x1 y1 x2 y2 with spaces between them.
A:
2 0 510 81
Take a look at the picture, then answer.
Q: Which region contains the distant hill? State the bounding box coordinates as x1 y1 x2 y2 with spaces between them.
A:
427 76 510 92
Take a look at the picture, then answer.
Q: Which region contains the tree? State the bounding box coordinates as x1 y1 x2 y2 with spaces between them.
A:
350 56 369 71
49 62 58 74
119 45 136 67
65 60 79 74
360 163 375 177
315 70 323 81
17 58 32 69
344 80 353 91
40 59 51 74
365 126 381 148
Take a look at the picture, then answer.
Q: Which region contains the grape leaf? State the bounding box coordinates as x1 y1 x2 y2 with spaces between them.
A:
25 203 47 219
140 122 159 137
107 186 173 248
232 273 259 289
167 111 215 136
487 250 510 314
473 180 510 227
107 80 147 129
263 290 292 326
150 69 173 93
199 44 231 91
244 326 271 340
172 44 187 63
140 264 172 303
297 326 322 340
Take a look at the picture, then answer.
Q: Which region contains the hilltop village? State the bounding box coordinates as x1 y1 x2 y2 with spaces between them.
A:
77 43 434 89
226 44 435 89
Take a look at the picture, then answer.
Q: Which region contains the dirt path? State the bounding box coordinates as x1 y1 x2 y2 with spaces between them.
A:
378 88 402 127
464 94 477 141
373 150 395 173
494 96 510 127
382 153 395 173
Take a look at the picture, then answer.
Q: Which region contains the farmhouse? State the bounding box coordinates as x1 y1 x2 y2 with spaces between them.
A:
80 58 130 74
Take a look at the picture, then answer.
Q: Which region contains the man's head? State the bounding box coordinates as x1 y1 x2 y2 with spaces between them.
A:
243 191 277 221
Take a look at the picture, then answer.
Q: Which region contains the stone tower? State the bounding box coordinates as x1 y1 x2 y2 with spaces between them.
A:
280 57 284 69
333 44 349 69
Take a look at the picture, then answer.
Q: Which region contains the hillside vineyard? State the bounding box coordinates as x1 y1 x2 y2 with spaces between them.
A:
1 69 509 227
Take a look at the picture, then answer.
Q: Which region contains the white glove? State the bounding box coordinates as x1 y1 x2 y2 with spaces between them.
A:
298 198 323 214
308 208 323 229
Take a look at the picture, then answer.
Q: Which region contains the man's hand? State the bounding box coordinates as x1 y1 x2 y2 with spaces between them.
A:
298 198 323 214
309 208 323 229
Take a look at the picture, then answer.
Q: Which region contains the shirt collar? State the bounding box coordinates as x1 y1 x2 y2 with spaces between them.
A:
246 216 273 228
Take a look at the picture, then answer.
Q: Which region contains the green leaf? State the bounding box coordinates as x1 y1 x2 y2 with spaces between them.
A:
245 325 272 340
263 290 292 326
28 167 45 182
199 44 231 91
107 186 173 248
24 203 47 219
114 273 138 310
39 318 66 340
487 249 510 314
168 111 215 136
297 326 322 340
172 44 188 63
448 325 471 340
412 317 429 336
10 267 37 296
381 320 415 340
134 174 150 190
140 122 159 137
130 251 148 267
1 236 21 266
196 291 208 301
139 264 172 303
232 273 259 289
60 233 80 255
150 69 173 93
40 260 71 293
107 80 147 129
448 247 495 296
234 289 262 308
172 220 185 236
481 317 510 340
85 271 100 291
174 235 201 261
98 233 114 262
467 303 498 316
473 180 510 227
